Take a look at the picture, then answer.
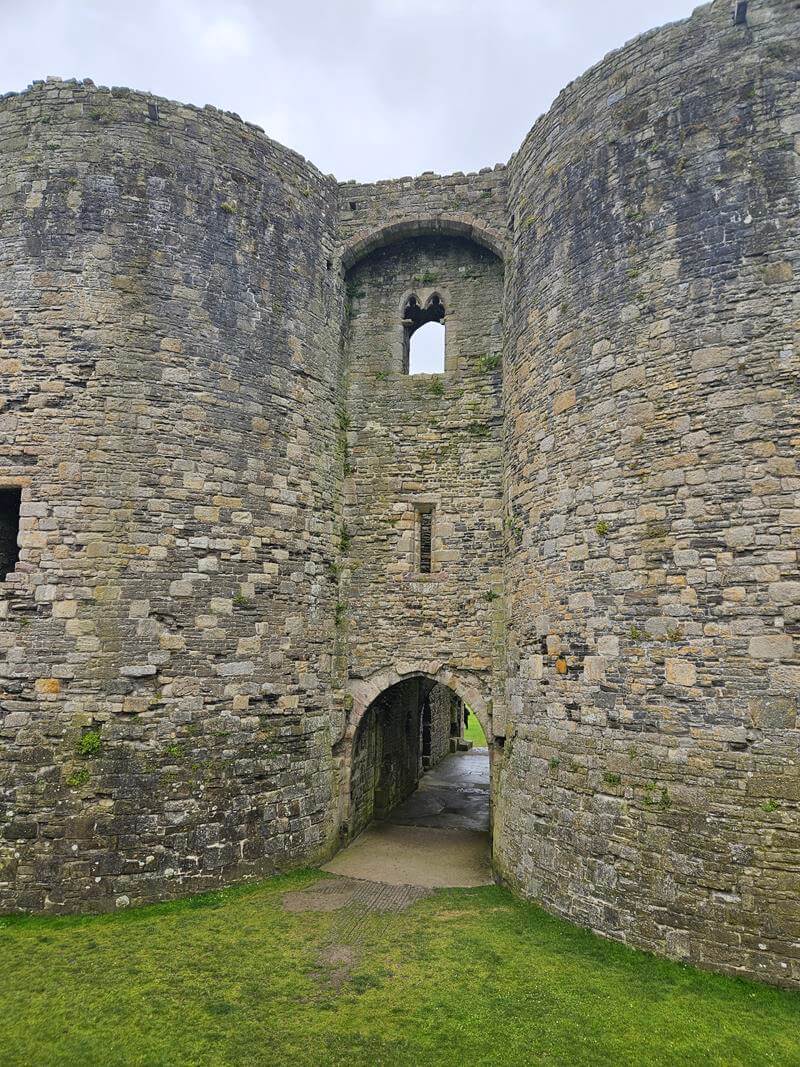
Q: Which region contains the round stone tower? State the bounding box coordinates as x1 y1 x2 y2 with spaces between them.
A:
0 80 343 909
0 0 797 988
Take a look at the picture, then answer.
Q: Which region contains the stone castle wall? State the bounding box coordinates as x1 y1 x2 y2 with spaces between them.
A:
0 0 797 987
496 0 800 987
339 233 505 702
0 79 343 910
426 683 460 767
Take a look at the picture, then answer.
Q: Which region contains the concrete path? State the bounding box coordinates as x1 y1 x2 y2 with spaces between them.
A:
323 749 492 888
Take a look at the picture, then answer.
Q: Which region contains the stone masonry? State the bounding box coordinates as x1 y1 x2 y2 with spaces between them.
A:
0 0 797 988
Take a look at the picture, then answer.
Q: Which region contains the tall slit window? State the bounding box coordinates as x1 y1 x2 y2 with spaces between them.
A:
418 508 433 574
403 293 445 375
0 487 22 581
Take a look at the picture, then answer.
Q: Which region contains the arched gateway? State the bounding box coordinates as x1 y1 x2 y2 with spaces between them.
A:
339 668 494 843
0 1 797 990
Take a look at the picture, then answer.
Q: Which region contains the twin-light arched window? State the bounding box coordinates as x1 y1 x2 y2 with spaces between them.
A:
403 293 445 374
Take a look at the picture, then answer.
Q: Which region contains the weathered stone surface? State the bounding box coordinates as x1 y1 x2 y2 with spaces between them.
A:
0 76 342 916
119 665 157 679
0 0 797 995
493 0 800 993
750 697 797 731
665 659 697 687
749 635 795 661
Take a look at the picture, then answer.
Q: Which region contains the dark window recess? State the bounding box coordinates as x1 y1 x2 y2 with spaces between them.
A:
419 510 433 574
421 699 432 767
0 487 21 580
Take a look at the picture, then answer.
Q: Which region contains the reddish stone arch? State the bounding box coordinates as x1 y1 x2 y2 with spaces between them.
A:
339 214 508 271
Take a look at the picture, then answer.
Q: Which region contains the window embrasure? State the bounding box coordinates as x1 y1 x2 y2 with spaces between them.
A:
403 293 445 374
417 506 434 574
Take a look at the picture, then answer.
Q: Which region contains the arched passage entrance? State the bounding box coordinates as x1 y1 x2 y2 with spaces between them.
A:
343 671 493 844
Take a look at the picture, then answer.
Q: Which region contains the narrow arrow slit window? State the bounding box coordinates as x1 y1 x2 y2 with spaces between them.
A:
418 509 433 574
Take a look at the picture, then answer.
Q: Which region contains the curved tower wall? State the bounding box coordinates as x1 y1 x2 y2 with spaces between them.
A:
0 80 342 910
0 0 797 991
497 0 799 985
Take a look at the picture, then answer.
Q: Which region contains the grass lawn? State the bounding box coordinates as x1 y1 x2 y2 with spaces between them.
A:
464 709 487 747
1 869 797 1066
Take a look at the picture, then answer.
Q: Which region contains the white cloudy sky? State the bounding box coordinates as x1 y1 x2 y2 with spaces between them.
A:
0 0 698 182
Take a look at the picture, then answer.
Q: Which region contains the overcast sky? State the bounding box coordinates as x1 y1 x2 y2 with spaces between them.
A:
0 0 699 183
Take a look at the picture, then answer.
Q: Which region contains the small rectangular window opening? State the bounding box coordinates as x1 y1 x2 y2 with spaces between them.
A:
418 509 433 574
0 486 21 581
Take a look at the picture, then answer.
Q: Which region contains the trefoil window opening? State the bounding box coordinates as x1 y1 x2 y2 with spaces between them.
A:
403 293 446 375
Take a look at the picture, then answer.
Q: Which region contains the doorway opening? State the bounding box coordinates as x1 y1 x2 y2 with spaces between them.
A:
347 676 491 842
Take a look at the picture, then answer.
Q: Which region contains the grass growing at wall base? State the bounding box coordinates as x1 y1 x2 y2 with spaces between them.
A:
0 870 797 1067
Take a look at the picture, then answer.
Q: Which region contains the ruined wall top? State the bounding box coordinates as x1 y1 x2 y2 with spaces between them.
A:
5 0 792 273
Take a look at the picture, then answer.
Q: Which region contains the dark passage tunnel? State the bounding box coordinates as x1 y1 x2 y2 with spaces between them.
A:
348 677 490 842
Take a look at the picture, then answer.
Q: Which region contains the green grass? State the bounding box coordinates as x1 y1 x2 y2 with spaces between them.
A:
0 870 797 1066
464 711 487 747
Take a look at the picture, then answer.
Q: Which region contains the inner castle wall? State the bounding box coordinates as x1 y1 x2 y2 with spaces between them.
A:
0 0 797 986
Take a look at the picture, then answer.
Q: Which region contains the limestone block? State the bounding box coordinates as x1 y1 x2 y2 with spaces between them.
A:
237 636 261 655
612 365 645 392
750 697 797 730
748 634 794 661
120 665 158 678
597 635 619 658
725 527 755 549
526 655 544 679
52 600 77 618
569 592 594 610
553 389 576 415
665 659 696 686
215 661 255 677
34 677 61 695
673 548 700 567
194 506 221 522
583 657 606 682
768 582 800 606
